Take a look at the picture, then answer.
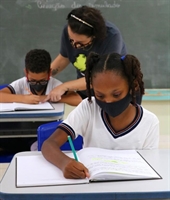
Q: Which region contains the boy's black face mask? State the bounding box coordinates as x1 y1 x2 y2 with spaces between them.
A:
29 83 47 92
27 79 48 92
95 93 132 118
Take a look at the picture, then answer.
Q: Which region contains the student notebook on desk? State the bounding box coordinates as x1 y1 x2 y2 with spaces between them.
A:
0 102 54 112
16 147 161 187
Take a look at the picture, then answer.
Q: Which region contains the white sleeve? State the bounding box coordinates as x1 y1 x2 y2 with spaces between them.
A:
62 99 92 138
52 78 62 87
45 77 62 94
9 77 28 94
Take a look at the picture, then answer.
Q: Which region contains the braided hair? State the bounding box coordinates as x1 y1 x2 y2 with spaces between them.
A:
85 52 144 103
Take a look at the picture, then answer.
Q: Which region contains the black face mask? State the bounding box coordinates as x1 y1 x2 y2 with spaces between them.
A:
29 83 47 92
95 93 132 118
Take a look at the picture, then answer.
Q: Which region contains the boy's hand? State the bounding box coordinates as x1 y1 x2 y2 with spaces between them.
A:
62 158 90 179
23 94 41 104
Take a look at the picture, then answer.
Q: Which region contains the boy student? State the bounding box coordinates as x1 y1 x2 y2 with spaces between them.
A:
42 52 159 179
0 49 82 106
0 49 81 154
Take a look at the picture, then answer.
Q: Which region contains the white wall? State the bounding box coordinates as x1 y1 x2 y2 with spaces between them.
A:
142 100 170 149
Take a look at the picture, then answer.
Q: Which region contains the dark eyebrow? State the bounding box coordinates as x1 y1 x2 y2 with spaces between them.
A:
95 89 122 95
94 90 103 94
69 35 88 43
29 79 36 81
29 79 47 81
69 38 85 43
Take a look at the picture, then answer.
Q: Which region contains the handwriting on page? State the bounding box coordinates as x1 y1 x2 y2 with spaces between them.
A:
85 154 155 176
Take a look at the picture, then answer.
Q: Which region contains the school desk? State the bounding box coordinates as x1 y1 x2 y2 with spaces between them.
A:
0 149 170 200
0 103 64 138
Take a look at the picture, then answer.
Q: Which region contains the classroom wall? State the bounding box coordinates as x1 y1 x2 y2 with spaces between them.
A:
142 100 170 149
0 0 169 89
64 100 170 149
142 100 170 135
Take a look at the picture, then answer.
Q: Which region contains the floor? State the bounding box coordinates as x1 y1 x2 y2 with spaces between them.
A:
0 105 169 181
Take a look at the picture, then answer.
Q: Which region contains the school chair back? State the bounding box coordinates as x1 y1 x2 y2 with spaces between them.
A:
37 121 83 151
0 154 14 163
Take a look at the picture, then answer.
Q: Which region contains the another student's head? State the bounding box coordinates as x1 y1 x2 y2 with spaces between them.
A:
25 49 51 92
66 6 106 50
85 52 144 116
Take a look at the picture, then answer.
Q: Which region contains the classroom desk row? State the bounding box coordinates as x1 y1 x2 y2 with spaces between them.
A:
0 149 170 200
0 103 64 138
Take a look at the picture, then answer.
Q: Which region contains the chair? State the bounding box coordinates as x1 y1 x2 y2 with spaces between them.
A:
37 121 83 151
0 154 14 163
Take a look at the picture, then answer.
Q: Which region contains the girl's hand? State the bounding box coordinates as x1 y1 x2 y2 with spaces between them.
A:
62 158 90 179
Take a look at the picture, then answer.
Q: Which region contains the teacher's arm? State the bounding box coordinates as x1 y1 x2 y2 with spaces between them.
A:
44 77 86 102
58 91 82 106
51 54 70 76
40 91 82 106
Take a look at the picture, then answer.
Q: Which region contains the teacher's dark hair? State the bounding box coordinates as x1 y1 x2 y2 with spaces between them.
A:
67 6 106 40
85 52 145 104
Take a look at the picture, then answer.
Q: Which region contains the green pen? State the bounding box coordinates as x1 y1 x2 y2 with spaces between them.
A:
67 135 78 161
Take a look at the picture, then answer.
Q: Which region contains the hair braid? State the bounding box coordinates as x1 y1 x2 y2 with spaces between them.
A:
85 52 100 102
122 55 145 103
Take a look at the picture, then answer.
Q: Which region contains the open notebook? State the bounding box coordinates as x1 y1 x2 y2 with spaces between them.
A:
0 102 54 112
16 147 161 187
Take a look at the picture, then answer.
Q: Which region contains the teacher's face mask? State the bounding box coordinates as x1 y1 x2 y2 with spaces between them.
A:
95 93 132 118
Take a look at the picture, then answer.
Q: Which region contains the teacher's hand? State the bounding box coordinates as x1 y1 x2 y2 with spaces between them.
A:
44 84 67 102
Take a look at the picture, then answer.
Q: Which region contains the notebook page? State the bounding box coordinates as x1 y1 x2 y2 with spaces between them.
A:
16 154 88 187
78 147 160 180
13 102 54 110
0 103 14 112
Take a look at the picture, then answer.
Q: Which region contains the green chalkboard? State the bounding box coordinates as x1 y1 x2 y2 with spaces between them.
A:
0 0 169 89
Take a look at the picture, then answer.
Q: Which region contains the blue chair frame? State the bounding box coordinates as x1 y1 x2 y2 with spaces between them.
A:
37 121 83 151
0 154 14 163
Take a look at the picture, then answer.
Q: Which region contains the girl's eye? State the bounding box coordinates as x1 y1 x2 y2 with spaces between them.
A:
96 95 104 99
113 93 121 98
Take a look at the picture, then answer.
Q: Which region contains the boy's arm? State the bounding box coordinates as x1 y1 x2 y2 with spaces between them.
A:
0 88 40 104
0 87 19 102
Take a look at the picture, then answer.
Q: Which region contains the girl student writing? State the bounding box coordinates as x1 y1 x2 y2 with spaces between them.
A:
42 52 159 179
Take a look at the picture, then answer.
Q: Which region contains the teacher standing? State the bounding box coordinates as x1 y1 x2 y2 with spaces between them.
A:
46 5 127 102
